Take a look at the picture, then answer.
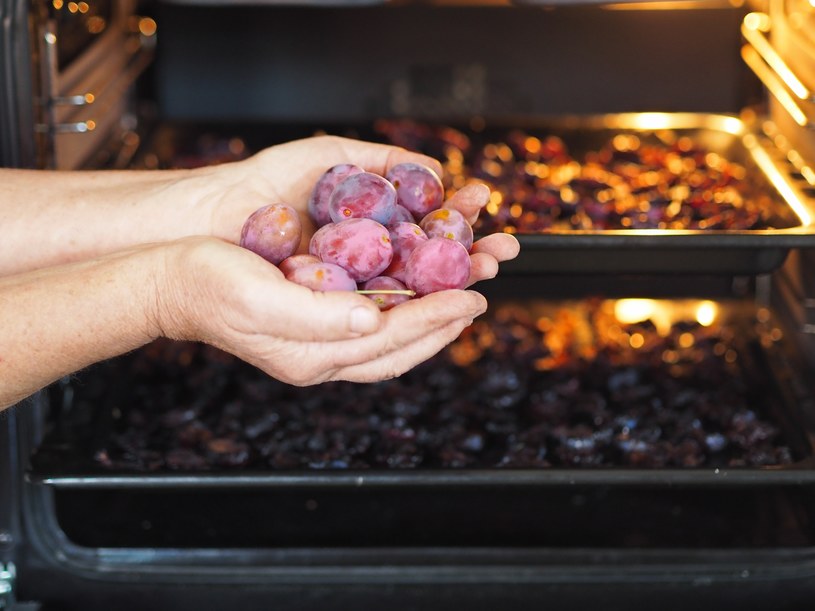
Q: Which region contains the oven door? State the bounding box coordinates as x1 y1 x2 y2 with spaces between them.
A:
19 0 154 171
0 0 36 168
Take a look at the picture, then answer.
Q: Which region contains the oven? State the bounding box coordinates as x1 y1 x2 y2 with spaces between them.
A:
4 0 815 609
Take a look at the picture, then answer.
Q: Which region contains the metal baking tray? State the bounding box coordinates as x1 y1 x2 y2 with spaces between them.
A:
136 113 815 275
27 298 815 489
382 113 815 275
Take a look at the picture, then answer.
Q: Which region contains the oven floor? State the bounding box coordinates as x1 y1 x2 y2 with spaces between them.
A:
53 485 814 549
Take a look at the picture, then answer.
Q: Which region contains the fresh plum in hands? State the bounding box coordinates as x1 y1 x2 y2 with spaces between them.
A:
419 208 474 251
318 218 394 282
288 262 357 292
388 204 416 226
279 254 321 278
328 172 397 225
361 276 412 311
386 162 444 220
240 203 302 265
405 237 471 296
307 164 364 227
383 222 428 283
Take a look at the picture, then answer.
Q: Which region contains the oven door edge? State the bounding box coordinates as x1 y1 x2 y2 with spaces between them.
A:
0 0 36 168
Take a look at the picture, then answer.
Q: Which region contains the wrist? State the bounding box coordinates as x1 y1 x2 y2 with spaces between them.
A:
189 159 265 244
150 236 237 344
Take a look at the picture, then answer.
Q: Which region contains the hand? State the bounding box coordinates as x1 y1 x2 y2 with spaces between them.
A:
160 237 488 386
204 135 440 243
199 134 519 286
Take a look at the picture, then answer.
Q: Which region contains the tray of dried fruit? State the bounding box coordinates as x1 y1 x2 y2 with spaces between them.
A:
135 112 815 276
377 113 815 275
28 297 815 489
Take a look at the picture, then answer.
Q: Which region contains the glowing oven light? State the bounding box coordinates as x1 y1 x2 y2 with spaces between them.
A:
695 301 718 327
613 299 719 335
614 299 656 325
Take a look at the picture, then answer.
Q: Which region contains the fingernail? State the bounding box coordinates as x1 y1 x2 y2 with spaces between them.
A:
350 306 380 334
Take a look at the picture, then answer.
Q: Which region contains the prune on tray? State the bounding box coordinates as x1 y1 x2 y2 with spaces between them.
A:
82 300 795 472
372 121 782 233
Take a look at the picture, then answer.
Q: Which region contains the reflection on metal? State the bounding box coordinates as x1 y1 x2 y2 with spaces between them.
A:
603 0 738 10
0 563 15 609
741 45 811 128
745 133 814 226
35 119 95 133
601 112 744 135
742 13 812 102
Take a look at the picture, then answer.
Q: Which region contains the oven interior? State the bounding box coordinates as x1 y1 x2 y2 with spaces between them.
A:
9 0 815 609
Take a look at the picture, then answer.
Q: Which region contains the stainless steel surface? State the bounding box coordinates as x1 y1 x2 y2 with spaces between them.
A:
741 12 815 130
30 0 155 169
766 0 815 176
741 12 813 103
0 563 15 609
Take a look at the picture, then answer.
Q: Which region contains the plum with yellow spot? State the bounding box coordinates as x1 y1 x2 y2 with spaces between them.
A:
279 254 321 278
288 262 357 292
328 172 397 225
240 203 302 265
308 163 364 227
419 207 473 251
361 276 412 310
383 222 428 283
317 218 394 282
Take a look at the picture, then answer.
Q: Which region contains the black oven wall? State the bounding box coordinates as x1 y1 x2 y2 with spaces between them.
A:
154 4 754 123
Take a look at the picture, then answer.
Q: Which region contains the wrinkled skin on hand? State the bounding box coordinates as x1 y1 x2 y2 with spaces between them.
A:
160 237 490 386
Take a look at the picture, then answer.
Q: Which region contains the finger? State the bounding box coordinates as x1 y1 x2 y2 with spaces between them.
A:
326 289 487 369
470 233 521 263
467 252 499 286
443 182 491 225
248 274 386 342
330 315 475 384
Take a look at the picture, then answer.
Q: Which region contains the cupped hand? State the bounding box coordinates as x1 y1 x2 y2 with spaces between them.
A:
206 135 442 244
201 135 519 286
161 237 488 386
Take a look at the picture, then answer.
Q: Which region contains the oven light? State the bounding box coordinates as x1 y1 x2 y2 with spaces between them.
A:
614 299 656 325
695 301 717 327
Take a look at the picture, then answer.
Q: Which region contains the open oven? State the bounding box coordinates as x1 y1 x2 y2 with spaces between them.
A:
4 0 815 609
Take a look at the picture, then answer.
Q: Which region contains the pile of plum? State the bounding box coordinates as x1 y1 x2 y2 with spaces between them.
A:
88 303 794 472
375 120 777 233
240 163 474 307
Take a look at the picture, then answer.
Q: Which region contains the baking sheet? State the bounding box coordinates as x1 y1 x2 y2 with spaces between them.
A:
28 299 815 488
